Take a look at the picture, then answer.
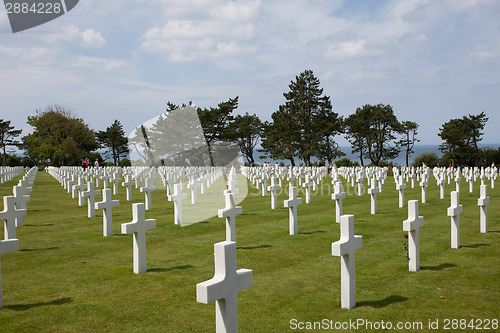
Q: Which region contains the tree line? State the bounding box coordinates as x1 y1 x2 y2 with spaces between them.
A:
0 69 497 168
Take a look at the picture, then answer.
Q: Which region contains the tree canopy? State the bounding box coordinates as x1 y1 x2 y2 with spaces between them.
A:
345 104 401 166
97 119 129 166
438 112 488 167
261 69 342 166
0 119 22 166
23 105 97 166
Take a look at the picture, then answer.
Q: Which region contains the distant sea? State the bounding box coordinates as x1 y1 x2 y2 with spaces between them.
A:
253 143 500 167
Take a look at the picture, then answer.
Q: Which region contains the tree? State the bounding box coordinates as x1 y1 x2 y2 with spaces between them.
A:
0 119 22 166
412 151 440 168
397 121 419 167
97 120 129 166
438 112 488 167
262 69 342 166
345 104 400 166
344 112 369 166
260 110 298 166
23 105 98 166
231 113 263 166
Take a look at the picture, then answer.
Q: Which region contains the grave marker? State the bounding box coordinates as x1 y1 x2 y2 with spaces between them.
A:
267 177 281 209
218 190 242 242
82 181 99 218
95 189 120 237
121 203 156 274
196 241 252 333
403 200 424 271
331 181 346 223
332 215 362 309
284 186 302 235
170 183 187 225
1 196 26 240
477 185 489 233
447 191 463 249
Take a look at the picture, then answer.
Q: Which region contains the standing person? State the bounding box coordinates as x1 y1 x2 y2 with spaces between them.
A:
94 158 99 168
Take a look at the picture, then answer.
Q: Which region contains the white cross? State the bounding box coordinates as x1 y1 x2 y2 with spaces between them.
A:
95 189 120 237
12 186 29 226
260 175 269 196
122 175 134 201
82 181 100 218
267 177 281 209
403 200 424 271
198 174 207 194
0 238 19 309
169 183 187 225
367 177 379 214
455 174 461 193
226 173 239 195
218 190 242 242
447 191 463 249
196 241 252 333
356 172 364 196
140 177 156 210
438 176 445 199
332 214 362 309
477 185 489 233
420 177 428 203
72 177 87 206
302 175 313 203
331 181 346 223
287 172 295 187
121 203 156 274
284 186 302 235
396 175 406 208
187 177 201 204
111 172 121 195
102 172 112 189
1 196 26 240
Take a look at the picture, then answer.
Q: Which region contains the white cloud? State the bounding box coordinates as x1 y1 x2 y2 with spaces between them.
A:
43 25 106 48
70 56 125 71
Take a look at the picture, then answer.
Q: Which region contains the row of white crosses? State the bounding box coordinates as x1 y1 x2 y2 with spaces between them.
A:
197 169 253 333
0 166 25 184
0 166 38 308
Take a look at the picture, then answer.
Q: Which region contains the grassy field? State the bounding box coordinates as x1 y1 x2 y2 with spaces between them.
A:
0 171 499 332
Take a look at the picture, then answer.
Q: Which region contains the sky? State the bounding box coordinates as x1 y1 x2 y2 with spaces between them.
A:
1 0 499 148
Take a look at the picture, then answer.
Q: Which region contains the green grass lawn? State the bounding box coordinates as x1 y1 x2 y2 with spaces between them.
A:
0 171 499 332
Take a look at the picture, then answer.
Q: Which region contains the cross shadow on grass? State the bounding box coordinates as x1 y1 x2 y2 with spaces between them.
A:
420 263 457 271
23 224 54 227
4 297 73 311
237 245 272 250
357 295 408 308
148 264 194 273
20 247 59 252
461 243 489 248
299 230 326 235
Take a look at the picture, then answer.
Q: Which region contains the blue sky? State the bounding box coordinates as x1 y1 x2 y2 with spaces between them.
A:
1 0 499 147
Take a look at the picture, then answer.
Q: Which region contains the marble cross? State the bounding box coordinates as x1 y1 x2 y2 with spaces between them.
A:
1 196 26 240
447 191 463 249
83 181 100 218
331 181 346 223
284 186 302 235
267 177 281 209
396 175 406 208
218 190 242 242
197 241 252 333
367 177 379 215
403 200 424 271
477 185 489 233
332 214 362 309
121 203 156 274
302 175 313 203
95 189 120 237
187 177 201 204
140 176 156 210
122 175 134 201
169 183 187 225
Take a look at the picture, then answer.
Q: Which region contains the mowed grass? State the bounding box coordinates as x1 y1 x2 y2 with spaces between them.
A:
0 171 499 332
